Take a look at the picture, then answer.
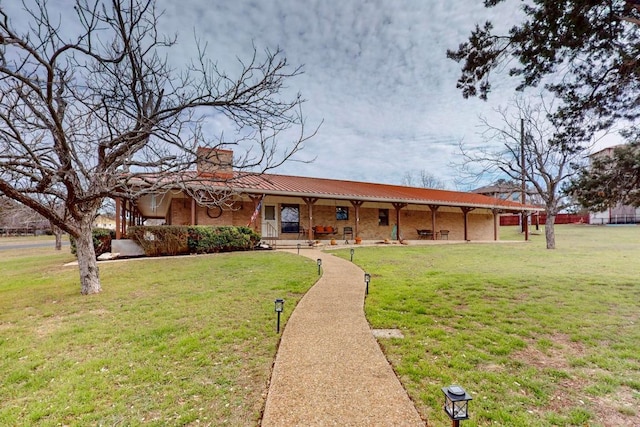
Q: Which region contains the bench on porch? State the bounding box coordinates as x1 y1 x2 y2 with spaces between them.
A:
313 225 338 239
417 229 433 239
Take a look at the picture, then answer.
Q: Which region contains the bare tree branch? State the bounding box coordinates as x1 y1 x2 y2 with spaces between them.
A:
0 0 318 294
456 95 595 248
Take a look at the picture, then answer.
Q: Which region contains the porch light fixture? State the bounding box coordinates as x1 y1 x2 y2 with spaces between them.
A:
274 298 285 333
364 272 371 295
350 248 354 262
317 258 322 275
441 385 472 426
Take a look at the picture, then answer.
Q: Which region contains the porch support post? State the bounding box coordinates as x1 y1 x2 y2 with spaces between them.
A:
492 209 501 241
350 200 364 238
191 197 197 225
429 205 439 240
115 197 122 240
392 203 407 242
303 197 318 241
523 211 529 241
461 207 475 241
121 199 128 237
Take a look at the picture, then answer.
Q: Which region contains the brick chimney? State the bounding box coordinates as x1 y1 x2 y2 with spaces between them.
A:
196 148 234 178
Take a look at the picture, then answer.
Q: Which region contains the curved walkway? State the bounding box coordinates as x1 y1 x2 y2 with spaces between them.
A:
261 249 425 426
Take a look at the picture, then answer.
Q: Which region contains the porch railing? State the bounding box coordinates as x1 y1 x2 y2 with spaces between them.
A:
262 222 278 248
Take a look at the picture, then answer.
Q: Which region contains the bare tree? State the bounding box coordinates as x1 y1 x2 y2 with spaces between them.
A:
401 170 445 189
0 196 46 230
0 0 316 294
457 97 589 249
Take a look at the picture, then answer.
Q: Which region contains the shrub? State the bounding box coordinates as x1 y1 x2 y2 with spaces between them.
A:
69 228 116 258
127 226 190 256
127 225 260 256
187 226 260 254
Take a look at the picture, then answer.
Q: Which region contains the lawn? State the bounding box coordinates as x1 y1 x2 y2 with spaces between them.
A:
1 226 639 426
335 225 640 426
0 242 317 426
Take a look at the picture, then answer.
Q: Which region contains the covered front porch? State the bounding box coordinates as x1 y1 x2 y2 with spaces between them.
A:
114 190 538 245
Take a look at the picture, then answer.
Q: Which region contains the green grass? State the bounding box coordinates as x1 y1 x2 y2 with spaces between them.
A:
3 227 640 426
335 225 640 427
0 243 317 426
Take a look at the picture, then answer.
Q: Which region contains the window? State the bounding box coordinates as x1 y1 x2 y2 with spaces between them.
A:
336 206 349 221
264 205 276 221
280 204 300 233
378 209 389 226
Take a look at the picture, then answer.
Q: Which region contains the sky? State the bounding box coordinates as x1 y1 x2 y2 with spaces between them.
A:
3 0 623 190
157 0 525 189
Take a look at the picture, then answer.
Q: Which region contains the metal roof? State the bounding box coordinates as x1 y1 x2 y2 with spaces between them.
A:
186 171 539 211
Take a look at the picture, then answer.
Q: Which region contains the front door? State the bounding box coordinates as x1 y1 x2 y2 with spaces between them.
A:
262 205 278 238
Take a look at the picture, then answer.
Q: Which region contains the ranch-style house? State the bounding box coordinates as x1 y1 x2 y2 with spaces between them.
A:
113 149 539 246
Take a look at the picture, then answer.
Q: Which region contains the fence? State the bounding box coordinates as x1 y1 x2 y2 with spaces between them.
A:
590 215 640 225
500 213 589 226
0 227 37 236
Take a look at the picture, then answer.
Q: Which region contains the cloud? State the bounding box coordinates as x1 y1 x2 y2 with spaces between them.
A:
9 0 621 189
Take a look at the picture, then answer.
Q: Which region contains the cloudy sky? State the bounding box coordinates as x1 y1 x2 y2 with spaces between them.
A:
4 0 622 189
157 0 527 189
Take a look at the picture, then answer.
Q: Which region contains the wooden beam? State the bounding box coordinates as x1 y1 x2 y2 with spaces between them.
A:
191 197 196 225
303 197 318 241
429 205 439 240
392 203 407 242
115 197 122 240
492 209 501 241
461 207 475 241
350 200 364 238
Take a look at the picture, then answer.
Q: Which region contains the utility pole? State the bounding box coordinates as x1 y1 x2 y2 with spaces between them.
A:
520 118 529 241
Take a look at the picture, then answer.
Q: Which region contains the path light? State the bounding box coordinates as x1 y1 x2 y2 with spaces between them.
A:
317 258 322 275
364 272 371 295
297 243 301 255
274 298 285 333
350 248 354 262
441 385 472 427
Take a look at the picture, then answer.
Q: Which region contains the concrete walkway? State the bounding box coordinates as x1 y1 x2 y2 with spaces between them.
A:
261 249 425 426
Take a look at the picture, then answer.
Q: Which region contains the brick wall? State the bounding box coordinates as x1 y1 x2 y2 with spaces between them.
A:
167 196 499 241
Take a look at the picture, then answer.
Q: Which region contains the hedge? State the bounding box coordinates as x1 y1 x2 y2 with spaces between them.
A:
69 228 116 258
127 225 261 256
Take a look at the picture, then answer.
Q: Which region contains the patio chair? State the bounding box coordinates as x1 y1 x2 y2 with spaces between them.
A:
439 229 449 240
343 226 354 243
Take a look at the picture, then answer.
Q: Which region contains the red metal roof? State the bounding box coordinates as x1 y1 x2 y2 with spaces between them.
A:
192 171 538 211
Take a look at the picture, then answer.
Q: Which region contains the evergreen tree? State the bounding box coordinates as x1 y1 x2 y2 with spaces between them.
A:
447 0 640 148
567 142 640 211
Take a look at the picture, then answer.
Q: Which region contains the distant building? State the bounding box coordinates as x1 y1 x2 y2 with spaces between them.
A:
471 179 523 203
93 215 116 230
588 145 640 225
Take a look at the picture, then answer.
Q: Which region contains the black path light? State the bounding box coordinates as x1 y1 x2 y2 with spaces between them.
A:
297 243 301 255
441 385 472 427
350 248 354 262
317 258 322 275
364 272 371 295
274 298 285 333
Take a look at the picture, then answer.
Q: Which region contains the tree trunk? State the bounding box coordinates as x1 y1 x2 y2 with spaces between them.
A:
75 224 101 295
545 214 556 249
53 225 62 251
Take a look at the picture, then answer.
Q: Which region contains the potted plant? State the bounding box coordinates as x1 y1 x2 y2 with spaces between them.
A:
330 238 337 245
355 236 362 244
